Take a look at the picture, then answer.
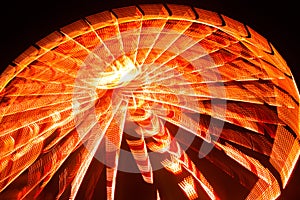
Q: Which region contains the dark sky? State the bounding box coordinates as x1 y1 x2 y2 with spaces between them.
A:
0 0 299 199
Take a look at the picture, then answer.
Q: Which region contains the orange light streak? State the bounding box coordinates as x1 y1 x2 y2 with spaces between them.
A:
178 176 199 200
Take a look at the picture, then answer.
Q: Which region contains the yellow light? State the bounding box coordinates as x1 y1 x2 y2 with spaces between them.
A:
96 56 140 89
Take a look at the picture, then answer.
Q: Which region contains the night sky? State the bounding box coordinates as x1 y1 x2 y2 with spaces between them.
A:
0 0 299 199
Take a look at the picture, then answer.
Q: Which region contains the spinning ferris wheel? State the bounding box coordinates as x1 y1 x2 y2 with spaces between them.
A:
0 4 299 200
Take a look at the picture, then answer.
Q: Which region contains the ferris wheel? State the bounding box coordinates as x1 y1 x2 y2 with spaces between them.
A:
0 4 299 200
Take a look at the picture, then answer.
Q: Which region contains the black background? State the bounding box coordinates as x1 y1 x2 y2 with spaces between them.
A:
0 0 299 199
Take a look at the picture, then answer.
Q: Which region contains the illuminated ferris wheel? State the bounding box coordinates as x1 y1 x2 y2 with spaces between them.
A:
0 4 299 200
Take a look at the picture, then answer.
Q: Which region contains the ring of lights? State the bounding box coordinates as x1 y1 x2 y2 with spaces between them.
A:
0 4 299 200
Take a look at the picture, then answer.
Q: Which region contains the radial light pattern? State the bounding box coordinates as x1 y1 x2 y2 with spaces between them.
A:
0 4 299 200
